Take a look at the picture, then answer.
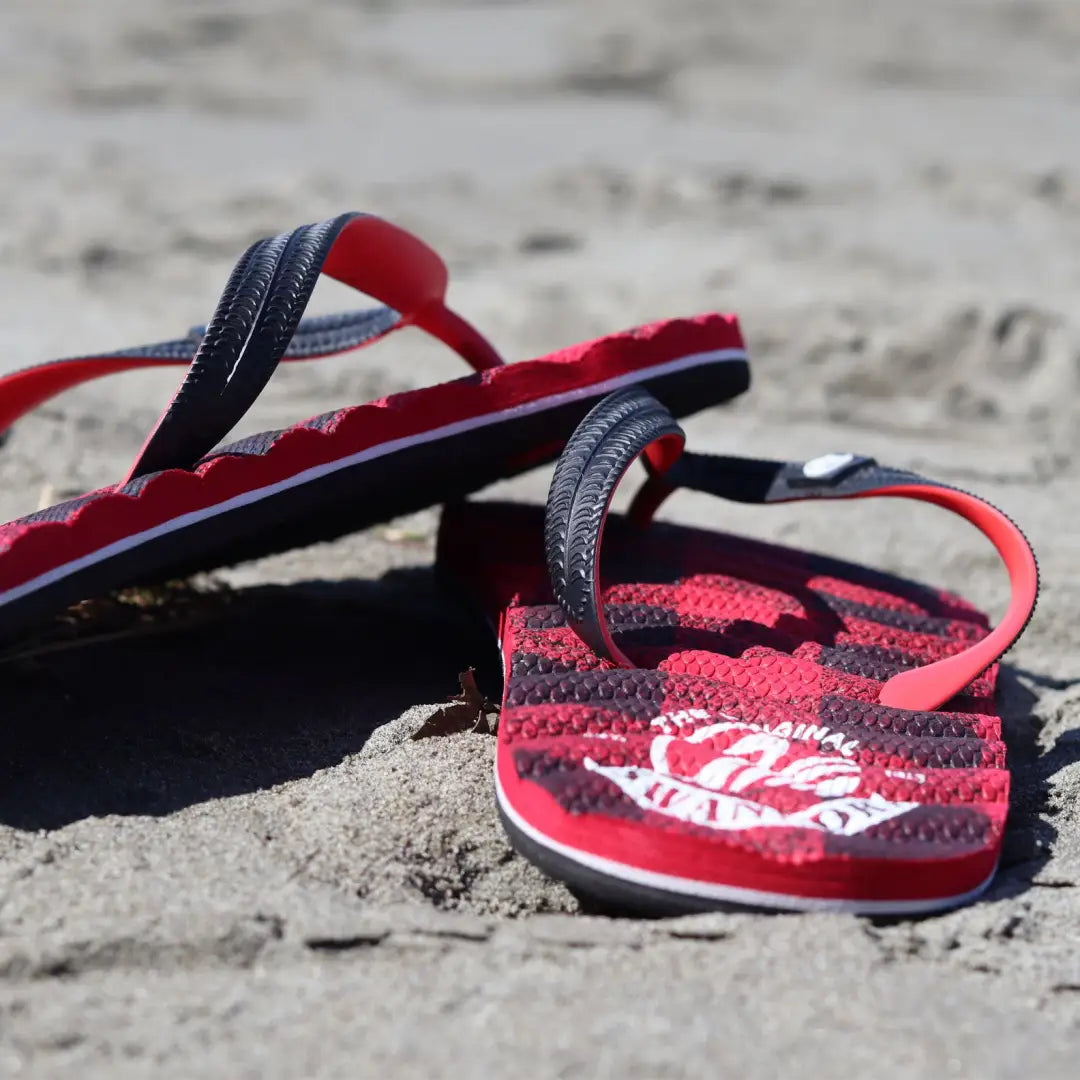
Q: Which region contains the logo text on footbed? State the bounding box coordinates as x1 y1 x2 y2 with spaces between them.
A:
651 709 862 757
584 717 919 837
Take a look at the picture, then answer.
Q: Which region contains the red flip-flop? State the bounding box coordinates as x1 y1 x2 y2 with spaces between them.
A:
0 214 749 640
437 387 1039 914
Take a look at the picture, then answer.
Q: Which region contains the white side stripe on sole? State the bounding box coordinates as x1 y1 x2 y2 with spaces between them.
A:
0 348 746 608
494 765 996 916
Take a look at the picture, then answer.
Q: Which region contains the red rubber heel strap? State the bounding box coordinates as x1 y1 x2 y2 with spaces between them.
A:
629 456 1038 712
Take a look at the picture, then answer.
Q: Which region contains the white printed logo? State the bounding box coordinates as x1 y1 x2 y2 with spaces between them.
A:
584 716 917 837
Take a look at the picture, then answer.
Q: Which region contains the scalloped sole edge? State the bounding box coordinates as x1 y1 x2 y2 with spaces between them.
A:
0 346 747 611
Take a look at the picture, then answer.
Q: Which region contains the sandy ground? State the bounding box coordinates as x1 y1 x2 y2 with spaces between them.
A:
0 1 1079 1076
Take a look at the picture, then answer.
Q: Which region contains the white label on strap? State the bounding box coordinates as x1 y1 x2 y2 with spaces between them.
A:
802 453 858 480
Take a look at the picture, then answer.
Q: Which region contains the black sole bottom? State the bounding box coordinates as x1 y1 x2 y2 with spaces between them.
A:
496 799 777 918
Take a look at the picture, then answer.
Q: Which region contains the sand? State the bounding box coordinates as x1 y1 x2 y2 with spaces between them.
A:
0 1 1079 1076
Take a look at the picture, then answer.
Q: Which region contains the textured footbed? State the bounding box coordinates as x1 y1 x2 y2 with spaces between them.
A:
0 315 748 642
437 501 1008 915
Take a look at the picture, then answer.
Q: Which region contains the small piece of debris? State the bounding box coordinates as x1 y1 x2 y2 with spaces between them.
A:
0 578 236 664
380 525 430 545
518 230 583 255
411 669 499 739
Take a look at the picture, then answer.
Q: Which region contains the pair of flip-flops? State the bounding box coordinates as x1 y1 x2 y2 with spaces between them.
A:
2 213 1038 915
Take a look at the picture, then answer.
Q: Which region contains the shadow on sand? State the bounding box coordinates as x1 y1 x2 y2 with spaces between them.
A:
3 560 1076 919
986 663 1080 899
0 567 497 831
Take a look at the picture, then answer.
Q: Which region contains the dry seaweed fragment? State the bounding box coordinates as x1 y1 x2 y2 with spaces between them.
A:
0 578 236 665
411 669 499 739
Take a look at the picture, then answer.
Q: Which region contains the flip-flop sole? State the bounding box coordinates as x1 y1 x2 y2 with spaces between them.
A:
439 501 1009 915
0 316 747 640
495 767 999 916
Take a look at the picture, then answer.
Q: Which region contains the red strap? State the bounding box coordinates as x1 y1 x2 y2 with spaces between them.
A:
0 357 163 438
631 471 1038 713
0 215 501 439
321 216 502 372
852 485 1038 712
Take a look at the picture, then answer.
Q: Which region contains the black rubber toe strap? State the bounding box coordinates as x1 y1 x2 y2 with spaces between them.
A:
126 212 503 480
544 388 1039 713
127 216 353 479
0 213 502 480
544 386 685 665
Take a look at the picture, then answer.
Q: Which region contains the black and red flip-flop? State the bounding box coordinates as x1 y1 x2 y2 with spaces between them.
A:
437 387 1039 914
0 213 750 641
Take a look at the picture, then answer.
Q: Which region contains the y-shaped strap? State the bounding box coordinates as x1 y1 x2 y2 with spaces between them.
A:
0 213 502 480
545 387 1039 713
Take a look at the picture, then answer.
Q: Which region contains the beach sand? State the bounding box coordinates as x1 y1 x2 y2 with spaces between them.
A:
0 1 1079 1075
